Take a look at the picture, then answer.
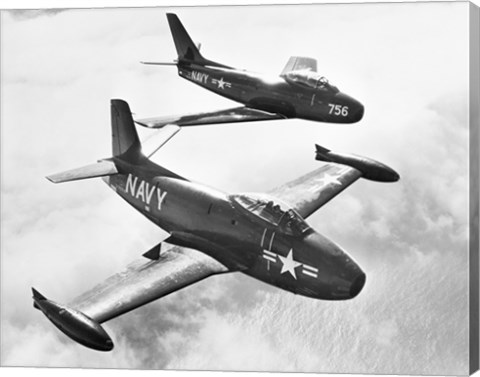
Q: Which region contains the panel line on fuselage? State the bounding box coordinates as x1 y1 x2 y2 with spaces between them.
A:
260 228 267 248
268 231 276 250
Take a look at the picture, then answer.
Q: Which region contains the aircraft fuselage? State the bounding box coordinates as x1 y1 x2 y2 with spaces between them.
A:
104 157 366 300
178 63 365 124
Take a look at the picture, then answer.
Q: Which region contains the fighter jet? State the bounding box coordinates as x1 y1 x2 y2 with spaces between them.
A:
32 99 398 351
138 14 364 128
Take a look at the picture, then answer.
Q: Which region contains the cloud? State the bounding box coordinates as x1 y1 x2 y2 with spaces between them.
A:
0 3 472 375
7 9 68 21
155 244 467 375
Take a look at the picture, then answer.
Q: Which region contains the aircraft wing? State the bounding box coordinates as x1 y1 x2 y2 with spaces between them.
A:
69 244 229 324
269 144 399 218
280 56 318 76
135 106 285 128
269 163 362 219
32 243 231 350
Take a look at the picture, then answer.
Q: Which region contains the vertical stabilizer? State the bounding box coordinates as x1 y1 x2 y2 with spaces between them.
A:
111 99 141 158
167 13 204 62
166 13 230 68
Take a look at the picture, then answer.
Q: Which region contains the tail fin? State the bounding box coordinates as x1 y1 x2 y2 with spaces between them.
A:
46 99 181 184
32 287 45 309
167 13 204 62
46 160 118 183
166 13 230 68
111 99 141 157
46 99 138 184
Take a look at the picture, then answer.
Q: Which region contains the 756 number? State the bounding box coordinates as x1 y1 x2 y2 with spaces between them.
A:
328 104 349 117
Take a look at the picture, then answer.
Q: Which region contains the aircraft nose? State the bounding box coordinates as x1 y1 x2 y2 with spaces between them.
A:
349 271 366 298
333 93 364 123
347 96 364 122
353 103 364 122
305 232 366 300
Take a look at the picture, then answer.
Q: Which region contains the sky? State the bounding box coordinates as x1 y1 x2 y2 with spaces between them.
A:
0 2 474 375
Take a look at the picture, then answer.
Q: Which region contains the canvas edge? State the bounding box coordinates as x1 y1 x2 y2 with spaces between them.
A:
0 2 477 375
470 1 480 375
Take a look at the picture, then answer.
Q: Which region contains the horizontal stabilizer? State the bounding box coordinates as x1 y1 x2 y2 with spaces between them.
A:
140 125 181 158
140 61 177 66
136 106 285 128
46 160 118 184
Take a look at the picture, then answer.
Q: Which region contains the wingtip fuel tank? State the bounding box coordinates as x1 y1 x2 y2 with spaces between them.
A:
32 288 114 351
315 144 400 182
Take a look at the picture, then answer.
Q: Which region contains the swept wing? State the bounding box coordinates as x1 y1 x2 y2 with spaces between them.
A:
33 243 229 350
70 244 229 323
269 163 362 219
136 106 285 128
269 144 399 219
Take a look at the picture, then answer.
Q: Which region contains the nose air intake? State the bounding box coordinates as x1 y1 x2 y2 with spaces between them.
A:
349 272 366 298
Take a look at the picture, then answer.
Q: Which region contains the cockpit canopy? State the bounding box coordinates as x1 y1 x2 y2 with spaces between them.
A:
283 69 339 93
231 193 311 235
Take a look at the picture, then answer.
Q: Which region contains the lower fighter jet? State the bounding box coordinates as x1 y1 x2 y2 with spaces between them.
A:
138 14 364 128
32 100 399 351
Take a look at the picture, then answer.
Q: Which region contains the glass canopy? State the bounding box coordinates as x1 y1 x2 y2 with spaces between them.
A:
231 193 310 235
284 69 339 93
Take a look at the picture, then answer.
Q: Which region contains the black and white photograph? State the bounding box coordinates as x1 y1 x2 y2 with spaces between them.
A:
1 1 479 376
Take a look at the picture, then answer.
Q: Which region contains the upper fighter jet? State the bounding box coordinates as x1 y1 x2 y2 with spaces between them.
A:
32 100 398 351
138 14 364 128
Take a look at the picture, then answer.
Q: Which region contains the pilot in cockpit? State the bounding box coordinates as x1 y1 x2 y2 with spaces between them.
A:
280 209 309 236
231 194 310 235
284 70 339 93
317 76 329 89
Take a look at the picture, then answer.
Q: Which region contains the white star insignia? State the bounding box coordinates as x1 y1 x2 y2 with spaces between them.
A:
217 77 226 89
317 173 342 187
278 249 302 279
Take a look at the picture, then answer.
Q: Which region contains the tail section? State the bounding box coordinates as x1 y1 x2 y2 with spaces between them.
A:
166 13 230 68
47 99 138 184
111 99 141 157
46 160 118 183
167 13 204 63
46 99 181 184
